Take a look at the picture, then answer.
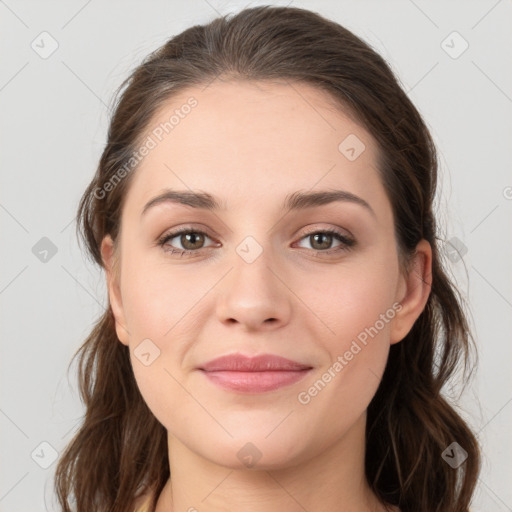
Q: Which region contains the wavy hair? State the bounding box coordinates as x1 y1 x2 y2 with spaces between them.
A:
54 5 481 511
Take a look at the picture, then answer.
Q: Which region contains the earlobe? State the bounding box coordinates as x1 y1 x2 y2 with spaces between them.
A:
100 235 130 346
390 239 433 345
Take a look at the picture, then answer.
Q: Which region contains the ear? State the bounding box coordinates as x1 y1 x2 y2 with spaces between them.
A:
101 235 129 346
390 239 433 345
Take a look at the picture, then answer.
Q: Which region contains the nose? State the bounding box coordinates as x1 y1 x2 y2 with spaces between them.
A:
215 246 293 332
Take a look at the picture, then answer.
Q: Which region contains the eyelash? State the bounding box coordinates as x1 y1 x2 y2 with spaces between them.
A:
157 226 356 258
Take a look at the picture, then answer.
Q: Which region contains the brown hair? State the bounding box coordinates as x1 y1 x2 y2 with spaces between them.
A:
54 5 481 511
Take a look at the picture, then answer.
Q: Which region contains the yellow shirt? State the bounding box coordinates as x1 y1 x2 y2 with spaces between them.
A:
134 495 152 512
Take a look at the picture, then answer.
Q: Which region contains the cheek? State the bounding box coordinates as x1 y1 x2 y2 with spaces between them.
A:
121 242 400 363
294 256 398 400
123 267 197 430
121 256 203 341
297 257 399 344
293 275 395 447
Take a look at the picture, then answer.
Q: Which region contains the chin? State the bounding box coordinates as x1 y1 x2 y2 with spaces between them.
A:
193 430 308 470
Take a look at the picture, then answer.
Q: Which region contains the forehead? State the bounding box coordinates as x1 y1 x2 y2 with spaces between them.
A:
123 79 384 215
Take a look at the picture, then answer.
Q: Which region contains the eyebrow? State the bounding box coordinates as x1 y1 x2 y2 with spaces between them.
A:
141 188 376 218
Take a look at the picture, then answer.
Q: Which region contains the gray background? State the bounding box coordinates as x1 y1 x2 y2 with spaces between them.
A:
1 0 511 510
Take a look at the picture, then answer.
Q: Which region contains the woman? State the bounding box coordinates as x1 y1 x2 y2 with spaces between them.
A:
54 5 481 512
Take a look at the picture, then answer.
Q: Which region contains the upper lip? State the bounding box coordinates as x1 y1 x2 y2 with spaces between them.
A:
198 353 312 372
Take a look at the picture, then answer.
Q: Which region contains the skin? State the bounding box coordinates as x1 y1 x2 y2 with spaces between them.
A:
101 79 432 512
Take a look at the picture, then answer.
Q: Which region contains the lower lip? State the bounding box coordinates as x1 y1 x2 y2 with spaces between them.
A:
199 369 312 393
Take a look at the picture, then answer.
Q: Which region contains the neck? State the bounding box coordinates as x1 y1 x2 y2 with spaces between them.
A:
155 412 392 512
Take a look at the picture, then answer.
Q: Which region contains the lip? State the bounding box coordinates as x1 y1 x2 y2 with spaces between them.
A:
197 353 313 393
199 353 312 372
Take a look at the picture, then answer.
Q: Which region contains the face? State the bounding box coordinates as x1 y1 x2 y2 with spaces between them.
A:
101 79 431 470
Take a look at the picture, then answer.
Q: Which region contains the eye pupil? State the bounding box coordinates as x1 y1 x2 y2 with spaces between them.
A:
182 232 205 250
311 233 332 250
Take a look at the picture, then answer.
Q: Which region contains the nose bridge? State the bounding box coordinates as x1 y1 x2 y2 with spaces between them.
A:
230 233 280 299
215 232 292 329
223 208 280 274
228 205 294 286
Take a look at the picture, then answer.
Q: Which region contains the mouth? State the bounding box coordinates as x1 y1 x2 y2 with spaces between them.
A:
197 353 313 393
198 368 312 393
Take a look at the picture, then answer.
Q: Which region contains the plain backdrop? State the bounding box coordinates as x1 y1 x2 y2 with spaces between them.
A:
1 1 511 510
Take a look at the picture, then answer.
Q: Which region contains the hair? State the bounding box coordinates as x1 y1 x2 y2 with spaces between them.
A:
54 5 481 512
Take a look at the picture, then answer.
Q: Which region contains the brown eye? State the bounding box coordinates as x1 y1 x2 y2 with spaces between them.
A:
309 232 334 250
157 227 355 258
296 229 355 254
179 232 206 250
158 229 215 255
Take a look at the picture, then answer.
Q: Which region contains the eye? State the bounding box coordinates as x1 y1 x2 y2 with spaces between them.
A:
294 228 355 255
157 228 217 256
157 226 356 257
